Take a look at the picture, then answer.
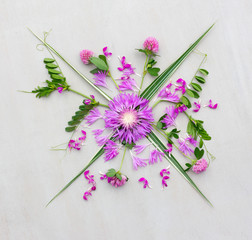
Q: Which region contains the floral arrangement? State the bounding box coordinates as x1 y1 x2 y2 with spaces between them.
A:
27 24 217 206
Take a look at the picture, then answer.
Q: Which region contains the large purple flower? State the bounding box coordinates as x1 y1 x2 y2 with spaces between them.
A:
104 93 154 144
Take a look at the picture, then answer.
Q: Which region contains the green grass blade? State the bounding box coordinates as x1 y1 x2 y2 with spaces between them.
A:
141 24 214 100
147 131 212 206
46 146 105 206
27 28 112 102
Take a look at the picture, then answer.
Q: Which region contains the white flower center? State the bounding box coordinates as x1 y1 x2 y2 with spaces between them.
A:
121 110 137 128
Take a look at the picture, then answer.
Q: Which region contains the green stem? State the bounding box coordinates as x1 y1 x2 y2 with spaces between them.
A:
138 55 149 95
189 53 207 86
108 71 120 91
119 147 127 171
68 88 109 108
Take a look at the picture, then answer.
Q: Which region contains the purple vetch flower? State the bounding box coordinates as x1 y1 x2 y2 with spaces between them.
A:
143 37 159 53
104 140 120 161
84 99 91 105
80 49 94 64
175 78 187 94
193 101 201 112
68 130 86 151
130 151 147 170
57 87 63 93
160 166 170 177
138 177 152 189
149 149 164 165
161 105 179 128
178 138 194 156
165 143 173 154
118 56 132 71
192 159 208 173
93 71 108 88
103 46 112 57
177 104 187 113
205 99 218 109
162 175 170 188
186 135 198 147
90 95 95 99
83 170 96 200
104 93 154 144
85 108 104 125
133 144 150 155
158 83 180 103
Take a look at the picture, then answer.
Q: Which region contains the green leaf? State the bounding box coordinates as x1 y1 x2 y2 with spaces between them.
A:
156 122 164 129
199 69 209 76
140 24 214 100
90 68 100 74
98 55 108 66
187 120 196 139
89 57 108 71
137 48 148 56
146 131 212 205
124 142 136 150
65 126 76 132
46 63 58 69
180 96 192 108
195 76 206 84
44 58 55 63
48 69 61 75
116 173 122 180
186 89 200 99
199 138 203 148
106 170 116 178
147 67 160 76
191 83 202 92
194 147 204 160
51 74 64 80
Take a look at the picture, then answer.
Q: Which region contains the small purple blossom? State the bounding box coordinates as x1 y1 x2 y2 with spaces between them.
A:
68 130 86 151
105 93 154 144
143 37 159 53
161 105 179 128
100 172 128 187
160 166 170 177
93 71 108 88
84 99 91 105
175 78 187 94
104 140 119 161
193 101 201 112
206 99 218 109
130 151 147 170
138 177 151 189
83 170 96 200
192 159 208 173
80 49 94 64
178 138 194 156
177 104 187 113
103 46 112 57
158 83 180 103
162 176 170 188
133 144 150 155
57 87 63 93
118 56 132 71
165 143 173 154
149 149 164 165
85 108 104 125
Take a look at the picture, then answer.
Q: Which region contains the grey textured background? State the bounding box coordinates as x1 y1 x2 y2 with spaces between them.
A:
1 0 252 239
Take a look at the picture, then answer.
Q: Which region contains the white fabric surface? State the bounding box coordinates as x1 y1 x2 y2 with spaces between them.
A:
1 0 252 239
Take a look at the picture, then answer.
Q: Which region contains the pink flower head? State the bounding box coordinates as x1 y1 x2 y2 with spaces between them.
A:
175 78 187 94
143 37 159 53
133 144 150 155
149 149 164 165
80 49 94 64
105 93 154 144
206 99 218 109
85 108 104 125
103 46 112 57
84 99 91 105
130 151 147 170
57 87 63 93
178 138 194 156
138 177 151 189
161 105 179 128
158 83 180 103
192 159 208 173
93 71 108 88
193 101 201 112
165 143 173 154
100 172 128 188
104 140 119 161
